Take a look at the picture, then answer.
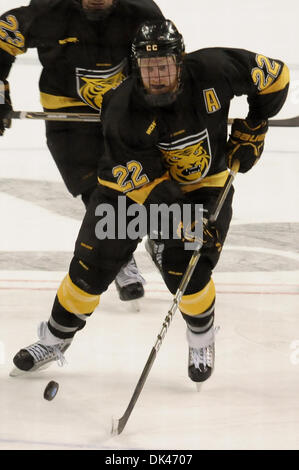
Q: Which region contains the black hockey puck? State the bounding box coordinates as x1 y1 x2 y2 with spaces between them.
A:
44 381 59 401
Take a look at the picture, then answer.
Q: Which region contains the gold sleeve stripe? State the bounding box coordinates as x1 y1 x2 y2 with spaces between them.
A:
259 64 290 95
57 274 100 315
40 92 88 109
179 279 215 316
0 38 24 56
98 172 171 205
181 170 229 193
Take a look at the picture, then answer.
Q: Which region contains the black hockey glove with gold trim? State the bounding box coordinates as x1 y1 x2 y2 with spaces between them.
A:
0 80 12 136
226 118 268 173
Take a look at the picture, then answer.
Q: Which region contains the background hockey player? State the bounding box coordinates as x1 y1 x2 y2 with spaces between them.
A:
0 0 164 302
10 20 289 384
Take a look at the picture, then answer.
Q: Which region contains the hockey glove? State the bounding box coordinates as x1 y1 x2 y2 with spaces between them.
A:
226 118 268 173
0 80 12 136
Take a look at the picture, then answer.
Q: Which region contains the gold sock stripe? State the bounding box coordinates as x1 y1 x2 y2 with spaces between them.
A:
179 279 215 316
57 274 100 315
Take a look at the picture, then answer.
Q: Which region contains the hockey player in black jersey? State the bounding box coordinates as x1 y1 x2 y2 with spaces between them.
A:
11 20 289 384
0 0 164 302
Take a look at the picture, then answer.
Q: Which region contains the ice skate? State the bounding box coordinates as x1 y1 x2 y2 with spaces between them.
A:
10 321 72 377
115 256 145 311
145 237 164 275
187 326 219 390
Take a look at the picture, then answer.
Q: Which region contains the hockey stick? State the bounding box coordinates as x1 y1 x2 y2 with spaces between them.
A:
111 160 240 436
8 111 299 126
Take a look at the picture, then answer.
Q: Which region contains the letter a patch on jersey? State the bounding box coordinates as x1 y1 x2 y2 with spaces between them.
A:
203 88 221 114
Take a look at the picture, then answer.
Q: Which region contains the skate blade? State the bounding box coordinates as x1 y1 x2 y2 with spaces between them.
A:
195 382 203 392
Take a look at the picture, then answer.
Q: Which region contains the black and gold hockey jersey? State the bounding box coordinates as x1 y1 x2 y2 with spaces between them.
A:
98 47 289 204
0 0 163 112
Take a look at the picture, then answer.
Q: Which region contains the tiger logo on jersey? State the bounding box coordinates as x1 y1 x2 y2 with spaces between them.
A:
158 129 212 184
76 61 126 110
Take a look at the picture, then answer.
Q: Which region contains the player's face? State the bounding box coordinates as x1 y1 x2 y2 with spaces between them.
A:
82 0 114 9
139 56 178 96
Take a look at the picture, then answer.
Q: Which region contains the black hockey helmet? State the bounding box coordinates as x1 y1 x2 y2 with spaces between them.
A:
132 19 185 107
